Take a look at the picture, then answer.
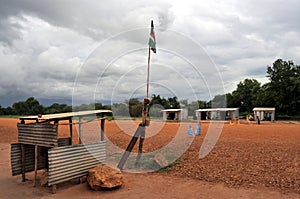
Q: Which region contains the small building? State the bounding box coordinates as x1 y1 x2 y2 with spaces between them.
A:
12 110 111 193
195 108 239 120
161 109 188 121
253 107 275 121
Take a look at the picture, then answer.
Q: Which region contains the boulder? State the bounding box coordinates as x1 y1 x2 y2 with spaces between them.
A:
154 153 169 168
87 164 124 190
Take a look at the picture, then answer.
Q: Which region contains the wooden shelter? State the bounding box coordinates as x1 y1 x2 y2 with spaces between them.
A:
11 110 111 193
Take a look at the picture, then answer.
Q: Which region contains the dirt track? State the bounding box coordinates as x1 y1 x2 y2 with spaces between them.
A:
0 118 300 198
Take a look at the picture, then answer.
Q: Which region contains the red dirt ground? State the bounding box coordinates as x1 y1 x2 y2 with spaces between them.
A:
0 118 300 198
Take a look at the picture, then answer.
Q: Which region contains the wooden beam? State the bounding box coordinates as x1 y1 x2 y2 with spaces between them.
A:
52 185 56 194
21 144 26 182
68 118 72 145
78 116 82 144
100 118 105 141
34 145 38 187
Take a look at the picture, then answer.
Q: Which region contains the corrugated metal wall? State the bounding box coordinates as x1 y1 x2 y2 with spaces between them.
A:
11 143 47 176
11 138 71 176
57 138 71 147
18 123 58 147
48 141 106 186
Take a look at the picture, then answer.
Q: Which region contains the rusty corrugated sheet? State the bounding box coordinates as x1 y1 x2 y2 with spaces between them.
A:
57 138 71 147
11 143 47 176
17 123 58 147
48 141 106 186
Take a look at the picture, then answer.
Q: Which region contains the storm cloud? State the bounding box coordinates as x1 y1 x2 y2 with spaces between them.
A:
0 0 299 107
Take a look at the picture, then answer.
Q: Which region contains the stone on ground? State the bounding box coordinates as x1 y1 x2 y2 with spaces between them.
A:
87 164 124 190
39 170 48 186
154 153 169 168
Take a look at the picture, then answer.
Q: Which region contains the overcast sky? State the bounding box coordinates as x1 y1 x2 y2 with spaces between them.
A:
1 0 299 107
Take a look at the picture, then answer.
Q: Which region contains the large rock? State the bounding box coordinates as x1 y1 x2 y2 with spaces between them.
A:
154 153 169 168
87 164 124 190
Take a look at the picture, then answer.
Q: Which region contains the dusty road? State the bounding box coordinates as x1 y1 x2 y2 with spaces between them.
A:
0 118 299 198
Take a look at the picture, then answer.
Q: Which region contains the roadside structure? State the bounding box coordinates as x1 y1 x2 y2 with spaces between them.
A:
195 108 239 120
11 110 111 193
253 107 275 121
161 109 188 121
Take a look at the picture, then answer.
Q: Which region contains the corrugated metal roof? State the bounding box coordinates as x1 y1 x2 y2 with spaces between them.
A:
48 141 106 186
253 107 275 111
195 108 238 112
19 110 112 120
161 109 184 112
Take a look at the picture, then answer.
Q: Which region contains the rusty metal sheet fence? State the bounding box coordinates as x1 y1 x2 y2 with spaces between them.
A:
17 123 58 147
11 138 71 176
48 141 106 186
11 143 47 176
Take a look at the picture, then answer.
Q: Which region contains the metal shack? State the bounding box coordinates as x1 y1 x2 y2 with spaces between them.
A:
253 107 275 121
10 110 111 193
161 109 188 121
195 108 239 120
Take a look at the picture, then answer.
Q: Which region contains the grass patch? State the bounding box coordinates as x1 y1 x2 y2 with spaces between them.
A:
0 115 20 118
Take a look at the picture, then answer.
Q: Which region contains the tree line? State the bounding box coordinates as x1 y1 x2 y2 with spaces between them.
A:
0 59 299 119
0 97 111 116
225 59 299 118
111 58 300 119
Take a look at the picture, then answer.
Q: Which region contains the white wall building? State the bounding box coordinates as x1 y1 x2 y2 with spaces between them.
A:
195 108 239 120
161 109 188 121
253 107 275 121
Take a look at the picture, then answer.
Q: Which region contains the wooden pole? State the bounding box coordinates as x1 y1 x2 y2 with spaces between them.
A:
21 144 26 182
100 118 105 142
78 116 82 144
68 118 72 144
117 126 143 170
34 145 38 187
146 47 151 98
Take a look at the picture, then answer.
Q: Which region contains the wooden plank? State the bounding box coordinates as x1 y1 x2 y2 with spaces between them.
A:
100 118 105 141
19 110 112 121
34 145 38 187
21 144 25 182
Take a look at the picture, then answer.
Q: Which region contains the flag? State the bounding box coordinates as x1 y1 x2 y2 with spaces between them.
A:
148 20 156 53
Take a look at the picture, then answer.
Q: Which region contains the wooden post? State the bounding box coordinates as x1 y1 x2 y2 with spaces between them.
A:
34 145 38 187
52 185 57 194
100 118 105 142
117 126 143 170
78 116 82 144
21 144 26 182
68 118 73 145
135 126 145 167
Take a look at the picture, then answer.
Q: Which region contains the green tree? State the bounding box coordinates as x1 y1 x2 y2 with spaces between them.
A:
167 97 180 109
45 103 71 114
266 59 300 115
13 97 44 115
125 98 142 117
111 103 128 117
231 79 261 113
179 99 189 108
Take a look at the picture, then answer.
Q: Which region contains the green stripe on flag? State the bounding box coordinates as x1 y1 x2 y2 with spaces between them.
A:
148 20 156 53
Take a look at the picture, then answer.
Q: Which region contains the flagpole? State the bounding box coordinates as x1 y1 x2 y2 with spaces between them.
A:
146 46 151 98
